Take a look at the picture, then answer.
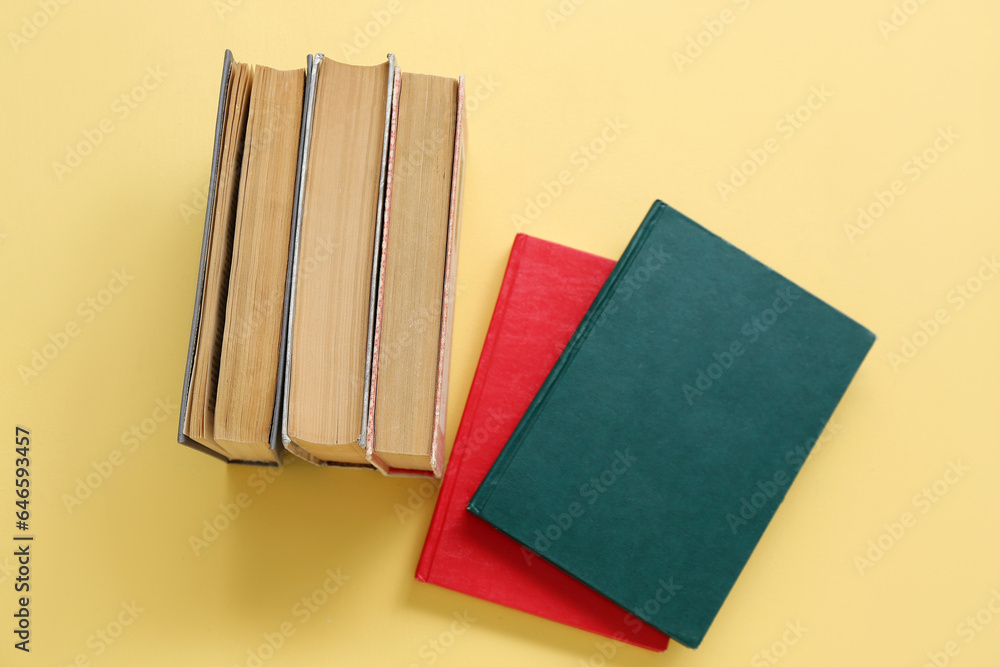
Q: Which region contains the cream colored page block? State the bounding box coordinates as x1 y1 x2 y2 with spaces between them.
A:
288 59 389 447
215 66 303 455
373 73 457 469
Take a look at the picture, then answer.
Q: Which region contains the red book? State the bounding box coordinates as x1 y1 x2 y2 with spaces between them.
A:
416 234 670 651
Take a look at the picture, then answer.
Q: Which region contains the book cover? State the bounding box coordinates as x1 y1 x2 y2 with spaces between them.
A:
177 49 235 462
469 201 877 648
417 234 670 651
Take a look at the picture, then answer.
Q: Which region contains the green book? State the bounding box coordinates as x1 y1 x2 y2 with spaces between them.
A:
468 200 876 648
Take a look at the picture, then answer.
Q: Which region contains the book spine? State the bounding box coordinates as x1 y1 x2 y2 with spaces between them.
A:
177 49 234 462
427 75 467 479
280 53 321 450
467 202 666 515
365 64 402 475
416 233 527 581
361 54 399 468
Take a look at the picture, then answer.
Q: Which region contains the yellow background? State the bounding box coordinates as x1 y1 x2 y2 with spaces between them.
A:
1 0 998 665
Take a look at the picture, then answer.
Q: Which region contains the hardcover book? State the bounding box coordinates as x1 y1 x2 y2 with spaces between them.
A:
468 201 877 648
365 66 466 477
417 234 669 651
177 51 303 465
179 50 465 476
281 53 395 470
281 55 466 477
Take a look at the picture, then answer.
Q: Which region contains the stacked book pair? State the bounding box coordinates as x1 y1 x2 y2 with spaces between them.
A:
418 201 876 649
178 51 466 477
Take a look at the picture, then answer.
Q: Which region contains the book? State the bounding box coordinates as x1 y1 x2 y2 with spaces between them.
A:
179 50 465 476
417 234 670 651
367 68 464 476
281 56 466 476
468 201 877 648
179 56 251 461
178 52 304 464
282 54 395 469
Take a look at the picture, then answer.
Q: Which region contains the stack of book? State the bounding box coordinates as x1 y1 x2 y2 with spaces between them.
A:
418 201 875 650
178 50 465 477
176 51 876 651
